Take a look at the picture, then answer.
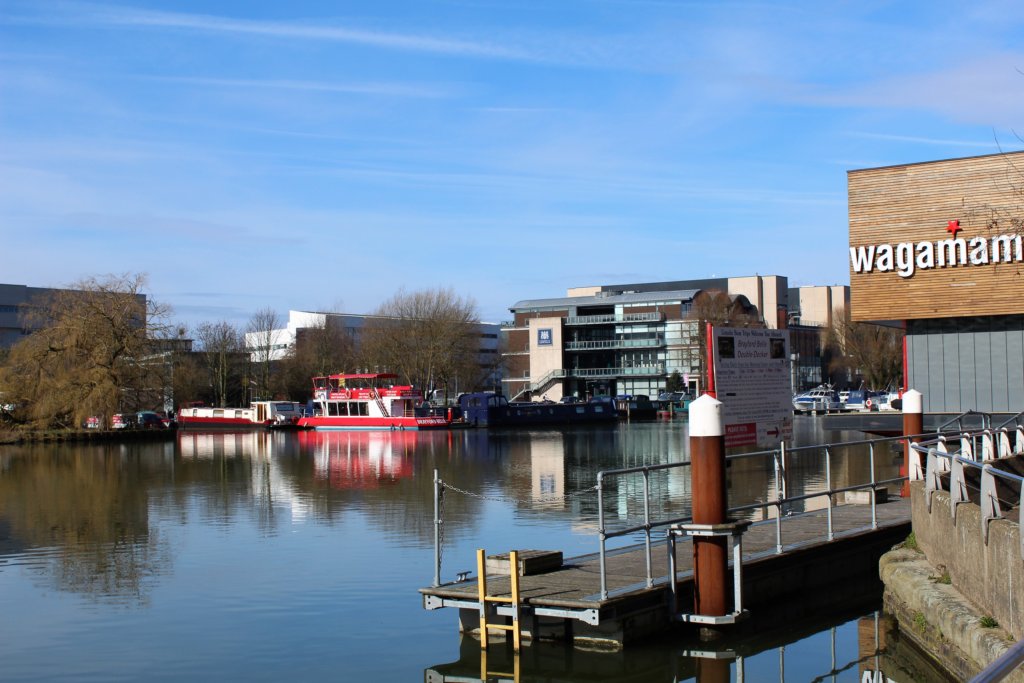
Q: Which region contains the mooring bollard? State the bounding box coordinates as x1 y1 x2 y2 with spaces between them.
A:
689 394 728 626
902 389 923 497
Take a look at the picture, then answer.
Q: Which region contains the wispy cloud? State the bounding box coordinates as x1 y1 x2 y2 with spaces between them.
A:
143 75 455 99
9 1 528 59
844 131 1008 148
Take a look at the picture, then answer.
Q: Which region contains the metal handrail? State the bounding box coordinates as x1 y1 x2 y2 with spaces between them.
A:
593 432 917 599
971 637 1024 682
938 410 993 432
911 427 1024 552
996 411 1024 431
527 368 566 392
909 430 1024 682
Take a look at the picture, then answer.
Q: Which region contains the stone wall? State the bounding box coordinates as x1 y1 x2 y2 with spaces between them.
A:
910 481 1024 639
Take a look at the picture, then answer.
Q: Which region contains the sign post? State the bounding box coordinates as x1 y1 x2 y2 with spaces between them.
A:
709 326 793 449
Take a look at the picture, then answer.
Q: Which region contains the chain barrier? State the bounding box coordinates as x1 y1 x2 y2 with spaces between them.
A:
434 478 600 584
440 480 600 506
438 484 445 573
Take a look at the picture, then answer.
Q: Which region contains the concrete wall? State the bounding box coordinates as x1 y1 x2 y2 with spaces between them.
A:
911 481 1024 639
528 317 564 401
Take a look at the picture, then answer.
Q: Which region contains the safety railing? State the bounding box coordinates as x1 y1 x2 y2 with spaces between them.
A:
594 433 915 600
908 417 1024 683
911 415 1024 554
526 368 566 393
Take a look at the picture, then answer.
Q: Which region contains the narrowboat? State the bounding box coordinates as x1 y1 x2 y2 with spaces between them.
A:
177 401 305 430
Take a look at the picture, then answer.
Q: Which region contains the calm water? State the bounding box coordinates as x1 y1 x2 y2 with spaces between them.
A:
0 419 940 682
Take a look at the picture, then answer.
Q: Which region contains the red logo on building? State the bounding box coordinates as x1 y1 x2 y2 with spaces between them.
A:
946 219 962 238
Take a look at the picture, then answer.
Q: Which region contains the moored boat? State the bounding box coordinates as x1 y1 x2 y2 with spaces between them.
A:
297 373 450 431
792 385 842 413
177 401 305 430
458 392 617 427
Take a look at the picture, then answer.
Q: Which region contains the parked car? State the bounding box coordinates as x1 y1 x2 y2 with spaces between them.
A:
112 411 166 429
111 413 136 429
136 411 166 429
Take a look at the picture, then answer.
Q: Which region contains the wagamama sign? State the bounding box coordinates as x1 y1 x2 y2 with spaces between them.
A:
849 220 1023 279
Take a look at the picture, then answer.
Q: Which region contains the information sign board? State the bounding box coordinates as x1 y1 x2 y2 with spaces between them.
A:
711 326 793 448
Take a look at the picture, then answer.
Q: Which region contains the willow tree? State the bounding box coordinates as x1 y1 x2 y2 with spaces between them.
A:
0 273 171 429
360 288 480 396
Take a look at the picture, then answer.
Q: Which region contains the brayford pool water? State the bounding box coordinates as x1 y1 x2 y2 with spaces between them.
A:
0 419 942 682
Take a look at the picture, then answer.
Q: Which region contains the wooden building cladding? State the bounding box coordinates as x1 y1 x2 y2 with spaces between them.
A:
848 151 1024 322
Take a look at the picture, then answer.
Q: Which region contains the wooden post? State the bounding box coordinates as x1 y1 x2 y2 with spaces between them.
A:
902 389 923 497
689 394 728 631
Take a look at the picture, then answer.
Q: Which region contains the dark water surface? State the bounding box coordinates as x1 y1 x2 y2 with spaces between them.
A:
0 419 940 681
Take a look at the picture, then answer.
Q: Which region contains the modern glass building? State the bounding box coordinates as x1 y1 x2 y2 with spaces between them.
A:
501 276 793 401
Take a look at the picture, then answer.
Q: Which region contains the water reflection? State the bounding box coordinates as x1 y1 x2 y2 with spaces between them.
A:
0 420 916 682
0 443 171 603
425 609 955 682
0 421 904 604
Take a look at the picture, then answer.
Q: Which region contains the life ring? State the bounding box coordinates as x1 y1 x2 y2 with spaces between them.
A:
866 398 873 409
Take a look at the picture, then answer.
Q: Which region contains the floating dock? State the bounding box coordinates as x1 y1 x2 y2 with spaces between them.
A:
420 497 911 649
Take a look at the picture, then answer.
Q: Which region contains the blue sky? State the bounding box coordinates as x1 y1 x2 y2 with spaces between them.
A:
3 1 1024 328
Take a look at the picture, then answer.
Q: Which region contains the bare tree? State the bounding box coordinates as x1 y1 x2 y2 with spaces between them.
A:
687 289 762 389
246 307 282 400
360 287 480 395
279 317 357 399
0 273 171 429
828 314 903 390
194 321 244 407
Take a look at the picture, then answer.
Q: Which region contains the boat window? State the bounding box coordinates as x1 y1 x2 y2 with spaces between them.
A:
314 378 327 389
328 402 339 417
356 402 369 416
234 410 243 418
213 409 224 418
337 402 349 416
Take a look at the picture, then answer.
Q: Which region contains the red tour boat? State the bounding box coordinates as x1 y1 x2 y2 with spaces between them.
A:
296 373 450 431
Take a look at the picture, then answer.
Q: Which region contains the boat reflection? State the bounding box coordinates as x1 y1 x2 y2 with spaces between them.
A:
297 429 420 489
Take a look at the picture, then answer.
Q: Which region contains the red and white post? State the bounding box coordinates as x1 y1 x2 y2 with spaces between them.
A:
689 394 728 620
902 389 923 496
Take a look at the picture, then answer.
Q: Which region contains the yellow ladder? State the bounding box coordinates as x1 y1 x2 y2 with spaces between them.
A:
476 548 522 652
479 649 520 683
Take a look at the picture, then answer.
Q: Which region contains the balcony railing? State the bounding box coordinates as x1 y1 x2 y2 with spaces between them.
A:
564 312 663 326
565 336 663 351
501 364 666 395
569 364 665 378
